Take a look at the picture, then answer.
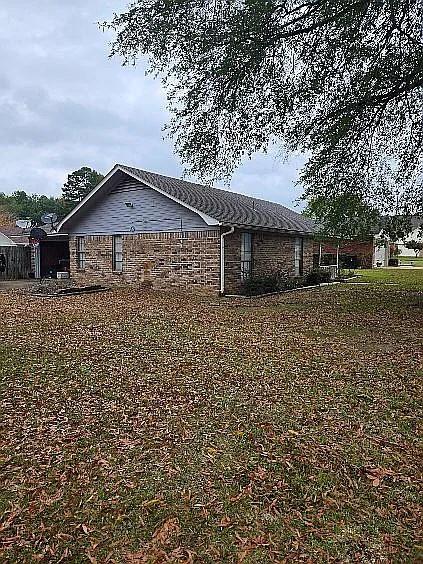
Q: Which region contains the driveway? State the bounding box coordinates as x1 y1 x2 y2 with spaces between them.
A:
0 279 36 291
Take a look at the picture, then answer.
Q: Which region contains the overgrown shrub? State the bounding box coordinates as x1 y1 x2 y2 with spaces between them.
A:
305 268 332 285
241 272 304 296
240 268 334 296
338 269 355 279
241 273 282 296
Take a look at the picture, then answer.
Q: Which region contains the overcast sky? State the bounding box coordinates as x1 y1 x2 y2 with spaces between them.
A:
0 1 305 208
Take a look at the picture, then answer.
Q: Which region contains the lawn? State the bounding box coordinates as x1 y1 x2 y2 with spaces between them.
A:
1 279 422 562
351 266 423 290
400 256 423 268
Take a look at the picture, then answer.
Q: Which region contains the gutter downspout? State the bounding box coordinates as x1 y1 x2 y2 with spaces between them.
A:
220 226 235 295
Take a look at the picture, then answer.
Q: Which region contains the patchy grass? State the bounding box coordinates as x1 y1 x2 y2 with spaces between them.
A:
352 267 423 290
399 256 423 268
1 281 422 562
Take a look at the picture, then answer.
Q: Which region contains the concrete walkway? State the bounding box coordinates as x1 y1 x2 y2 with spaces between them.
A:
383 266 423 270
0 279 36 291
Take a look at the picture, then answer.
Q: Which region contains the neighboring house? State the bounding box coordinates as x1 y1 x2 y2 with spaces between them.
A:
0 224 30 246
395 216 423 257
0 231 17 246
57 164 315 294
0 227 32 280
0 223 69 278
0 224 34 278
313 236 390 269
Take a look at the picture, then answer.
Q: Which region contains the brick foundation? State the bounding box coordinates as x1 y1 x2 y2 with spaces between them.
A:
69 231 220 292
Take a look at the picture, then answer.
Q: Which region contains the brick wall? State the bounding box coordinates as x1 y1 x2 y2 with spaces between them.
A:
69 230 220 292
303 237 314 274
69 229 314 294
222 229 241 294
223 229 314 294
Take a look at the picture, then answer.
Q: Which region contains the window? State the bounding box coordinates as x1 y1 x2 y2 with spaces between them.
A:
241 232 253 280
76 236 85 269
112 235 123 272
294 237 304 276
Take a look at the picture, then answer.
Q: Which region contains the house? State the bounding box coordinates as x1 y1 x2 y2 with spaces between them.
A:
0 224 30 246
57 164 315 294
395 216 423 257
314 233 390 269
0 221 69 279
0 231 17 246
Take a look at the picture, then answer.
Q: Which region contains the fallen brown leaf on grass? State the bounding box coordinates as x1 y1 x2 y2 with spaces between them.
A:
1 280 422 561
364 466 396 487
152 518 180 546
218 515 232 528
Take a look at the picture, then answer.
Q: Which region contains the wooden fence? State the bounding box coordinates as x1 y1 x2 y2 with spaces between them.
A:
0 246 31 280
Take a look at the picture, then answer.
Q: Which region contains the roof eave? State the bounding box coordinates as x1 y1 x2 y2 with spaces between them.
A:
223 223 315 236
57 165 122 232
119 165 220 226
57 164 221 231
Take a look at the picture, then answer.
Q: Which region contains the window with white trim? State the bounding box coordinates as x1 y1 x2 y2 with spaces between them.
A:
241 232 253 280
112 235 123 272
294 237 304 276
76 236 85 269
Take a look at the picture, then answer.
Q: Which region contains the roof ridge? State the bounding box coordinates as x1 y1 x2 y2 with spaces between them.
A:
115 163 314 234
118 163 302 215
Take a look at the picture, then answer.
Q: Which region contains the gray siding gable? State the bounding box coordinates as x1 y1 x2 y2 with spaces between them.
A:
67 178 210 235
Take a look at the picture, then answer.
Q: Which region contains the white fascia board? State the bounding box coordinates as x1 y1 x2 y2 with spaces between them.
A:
56 165 122 232
57 164 220 232
123 167 220 226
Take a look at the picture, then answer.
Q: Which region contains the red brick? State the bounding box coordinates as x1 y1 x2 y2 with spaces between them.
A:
69 231 220 293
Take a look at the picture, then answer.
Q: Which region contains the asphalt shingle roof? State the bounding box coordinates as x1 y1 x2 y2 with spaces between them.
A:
119 164 315 235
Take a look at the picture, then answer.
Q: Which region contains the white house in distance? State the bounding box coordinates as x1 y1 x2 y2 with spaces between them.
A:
396 216 423 257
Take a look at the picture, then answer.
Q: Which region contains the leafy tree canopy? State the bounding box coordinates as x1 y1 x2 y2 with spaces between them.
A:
404 239 423 256
305 194 422 241
304 194 381 240
105 0 423 236
0 191 69 225
62 167 104 210
0 166 104 225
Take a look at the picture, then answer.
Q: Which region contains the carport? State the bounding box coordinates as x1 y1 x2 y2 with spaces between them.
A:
34 234 70 278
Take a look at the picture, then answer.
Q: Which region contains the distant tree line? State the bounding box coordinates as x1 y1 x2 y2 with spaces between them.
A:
0 167 104 226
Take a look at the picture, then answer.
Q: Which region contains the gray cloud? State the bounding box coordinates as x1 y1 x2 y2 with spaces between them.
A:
0 1 304 208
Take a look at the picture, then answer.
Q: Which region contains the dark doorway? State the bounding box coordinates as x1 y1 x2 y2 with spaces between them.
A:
39 239 70 278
